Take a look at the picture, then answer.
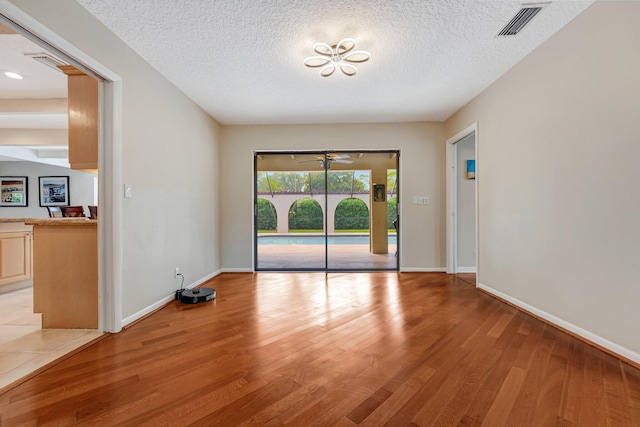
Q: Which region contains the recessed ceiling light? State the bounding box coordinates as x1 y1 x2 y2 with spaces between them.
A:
3 71 23 80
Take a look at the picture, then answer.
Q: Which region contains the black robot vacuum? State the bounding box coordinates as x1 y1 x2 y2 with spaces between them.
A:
174 273 216 304
175 287 216 304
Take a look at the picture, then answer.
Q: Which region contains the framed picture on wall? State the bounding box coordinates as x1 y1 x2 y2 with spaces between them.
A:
466 160 476 179
373 184 386 202
0 177 28 207
39 176 70 206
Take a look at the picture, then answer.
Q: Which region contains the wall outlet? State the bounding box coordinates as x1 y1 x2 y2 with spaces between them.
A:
174 267 180 279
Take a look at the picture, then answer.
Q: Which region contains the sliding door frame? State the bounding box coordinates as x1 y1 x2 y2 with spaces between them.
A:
254 149 400 272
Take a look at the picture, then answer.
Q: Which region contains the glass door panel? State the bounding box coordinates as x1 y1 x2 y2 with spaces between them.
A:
255 152 327 270
327 151 399 270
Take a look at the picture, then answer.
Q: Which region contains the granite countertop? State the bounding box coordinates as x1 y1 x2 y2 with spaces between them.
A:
24 218 97 226
0 218 32 223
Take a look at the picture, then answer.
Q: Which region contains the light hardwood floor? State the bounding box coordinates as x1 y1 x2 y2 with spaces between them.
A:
1 272 639 426
0 287 103 392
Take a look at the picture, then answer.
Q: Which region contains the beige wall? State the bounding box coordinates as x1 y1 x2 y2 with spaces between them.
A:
446 1 640 357
220 123 446 271
8 0 222 319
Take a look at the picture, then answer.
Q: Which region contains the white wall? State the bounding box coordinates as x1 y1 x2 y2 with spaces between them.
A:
446 1 640 359
8 0 222 320
220 122 446 271
455 134 476 270
0 161 96 218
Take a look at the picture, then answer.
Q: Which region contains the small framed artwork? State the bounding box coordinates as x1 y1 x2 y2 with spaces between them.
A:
466 160 476 180
373 184 386 202
0 177 28 207
39 176 70 206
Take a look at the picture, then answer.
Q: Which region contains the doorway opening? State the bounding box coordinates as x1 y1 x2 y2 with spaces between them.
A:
254 150 399 271
446 124 478 275
0 3 121 389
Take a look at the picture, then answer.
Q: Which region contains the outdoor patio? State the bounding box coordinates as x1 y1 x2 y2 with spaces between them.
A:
256 234 397 270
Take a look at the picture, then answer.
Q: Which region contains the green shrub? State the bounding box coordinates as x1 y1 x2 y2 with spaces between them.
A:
289 198 323 230
335 198 369 230
257 198 277 230
387 197 398 229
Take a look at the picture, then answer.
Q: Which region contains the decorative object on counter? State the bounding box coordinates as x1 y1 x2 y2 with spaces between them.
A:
60 206 86 217
47 206 63 218
0 176 28 207
88 205 97 220
39 176 70 207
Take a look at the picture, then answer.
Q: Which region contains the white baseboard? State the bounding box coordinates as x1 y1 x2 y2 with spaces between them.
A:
121 270 221 328
455 267 477 273
0 279 32 295
478 282 640 366
400 267 446 273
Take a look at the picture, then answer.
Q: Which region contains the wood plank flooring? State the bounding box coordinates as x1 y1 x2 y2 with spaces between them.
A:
1 272 639 426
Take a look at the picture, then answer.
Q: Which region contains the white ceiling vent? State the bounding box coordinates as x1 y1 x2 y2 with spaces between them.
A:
496 3 549 37
25 53 68 72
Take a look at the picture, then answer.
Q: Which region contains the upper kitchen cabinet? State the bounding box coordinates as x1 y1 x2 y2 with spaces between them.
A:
59 65 98 172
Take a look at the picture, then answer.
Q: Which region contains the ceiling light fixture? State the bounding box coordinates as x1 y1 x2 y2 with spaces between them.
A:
3 70 23 80
304 38 371 77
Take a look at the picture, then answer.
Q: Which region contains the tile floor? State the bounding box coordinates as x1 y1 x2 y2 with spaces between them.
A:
0 287 103 391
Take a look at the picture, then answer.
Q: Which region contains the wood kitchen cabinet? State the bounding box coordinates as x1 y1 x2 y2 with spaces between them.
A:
0 230 32 287
59 65 98 172
28 219 98 329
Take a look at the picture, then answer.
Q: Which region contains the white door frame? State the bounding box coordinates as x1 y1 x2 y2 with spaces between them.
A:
0 1 123 332
445 123 478 276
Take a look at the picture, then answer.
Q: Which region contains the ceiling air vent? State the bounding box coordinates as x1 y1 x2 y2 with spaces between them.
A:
25 53 68 72
496 3 548 37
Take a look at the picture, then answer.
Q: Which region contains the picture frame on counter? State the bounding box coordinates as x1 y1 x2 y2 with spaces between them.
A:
0 176 28 207
39 176 70 207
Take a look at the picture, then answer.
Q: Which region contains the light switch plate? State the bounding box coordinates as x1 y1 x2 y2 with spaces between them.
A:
124 184 132 198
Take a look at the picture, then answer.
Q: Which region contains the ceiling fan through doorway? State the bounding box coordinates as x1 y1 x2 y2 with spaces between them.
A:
299 153 354 170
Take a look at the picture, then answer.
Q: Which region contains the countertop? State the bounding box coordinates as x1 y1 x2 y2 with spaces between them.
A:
24 218 97 226
0 218 32 223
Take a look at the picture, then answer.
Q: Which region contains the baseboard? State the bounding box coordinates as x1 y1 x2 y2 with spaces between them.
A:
121 270 222 328
477 282 640 368
400 267 446 273
220 268 254 273
0 279 32 295
455 267 477 273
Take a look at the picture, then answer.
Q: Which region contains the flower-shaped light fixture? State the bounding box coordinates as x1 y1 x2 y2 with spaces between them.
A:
303 38 371 77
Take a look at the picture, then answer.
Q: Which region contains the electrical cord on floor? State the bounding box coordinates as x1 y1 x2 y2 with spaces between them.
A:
174 273 185 300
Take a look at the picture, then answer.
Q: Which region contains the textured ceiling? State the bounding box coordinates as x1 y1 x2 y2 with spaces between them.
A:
76 0 593 125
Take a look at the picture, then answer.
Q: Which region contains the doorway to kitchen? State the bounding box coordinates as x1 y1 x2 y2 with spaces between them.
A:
254 150 399 271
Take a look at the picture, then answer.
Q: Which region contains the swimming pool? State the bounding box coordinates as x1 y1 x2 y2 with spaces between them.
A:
257 235 397 245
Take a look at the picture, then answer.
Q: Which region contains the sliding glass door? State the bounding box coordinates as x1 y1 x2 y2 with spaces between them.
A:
255 150 399 271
